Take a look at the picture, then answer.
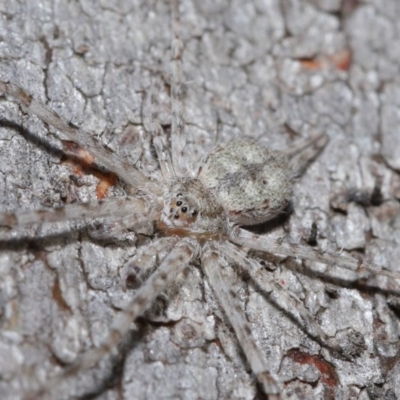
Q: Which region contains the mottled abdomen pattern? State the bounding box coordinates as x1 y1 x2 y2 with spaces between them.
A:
198 139 292 225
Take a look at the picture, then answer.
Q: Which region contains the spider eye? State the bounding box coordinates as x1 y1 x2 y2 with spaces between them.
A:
262 179 268 184
170 208 174 212
177 201 183 206
177 193 183 197
181 206 187 213
192 210 197 216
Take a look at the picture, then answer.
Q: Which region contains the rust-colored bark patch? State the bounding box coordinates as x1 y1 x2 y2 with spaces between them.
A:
52 278 71 312
331 49 352 71
299 49 351 72
286 348 338 388
62 140 117 199
95 172 117 199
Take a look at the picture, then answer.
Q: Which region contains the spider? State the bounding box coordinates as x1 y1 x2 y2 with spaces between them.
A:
1 1 400 399
0 82 366 400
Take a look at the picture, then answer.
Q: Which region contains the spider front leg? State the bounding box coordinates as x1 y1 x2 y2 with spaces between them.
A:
170 0 186 174
32 237 199 399
0 80 148 188
202 243 281 399
153 131 177 181
141 0 187 180
0 194 158 231
142 78 178 181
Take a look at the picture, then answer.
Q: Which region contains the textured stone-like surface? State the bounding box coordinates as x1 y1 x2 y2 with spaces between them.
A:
0 0 399 399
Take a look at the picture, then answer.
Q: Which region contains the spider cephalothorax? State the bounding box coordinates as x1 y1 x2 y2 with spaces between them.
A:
160 177 228 235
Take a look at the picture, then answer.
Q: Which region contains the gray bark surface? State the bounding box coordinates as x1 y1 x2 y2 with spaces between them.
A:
1 0 400 399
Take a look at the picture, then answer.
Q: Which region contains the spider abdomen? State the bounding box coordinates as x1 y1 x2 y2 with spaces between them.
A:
198 139 292 225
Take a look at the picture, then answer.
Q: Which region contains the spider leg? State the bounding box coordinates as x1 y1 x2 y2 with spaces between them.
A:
202 243 281 399
87 212 157 242
170 0 187 174
153 134 177 180
31 237 199 399
0 195 158 229
283 132 329 179
229 226 400 293
0 80 148 188
122 236 179 289
221 241 343 353
142 79 177 180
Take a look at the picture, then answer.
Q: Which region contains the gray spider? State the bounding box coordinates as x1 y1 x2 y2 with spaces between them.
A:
0 77 395 399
